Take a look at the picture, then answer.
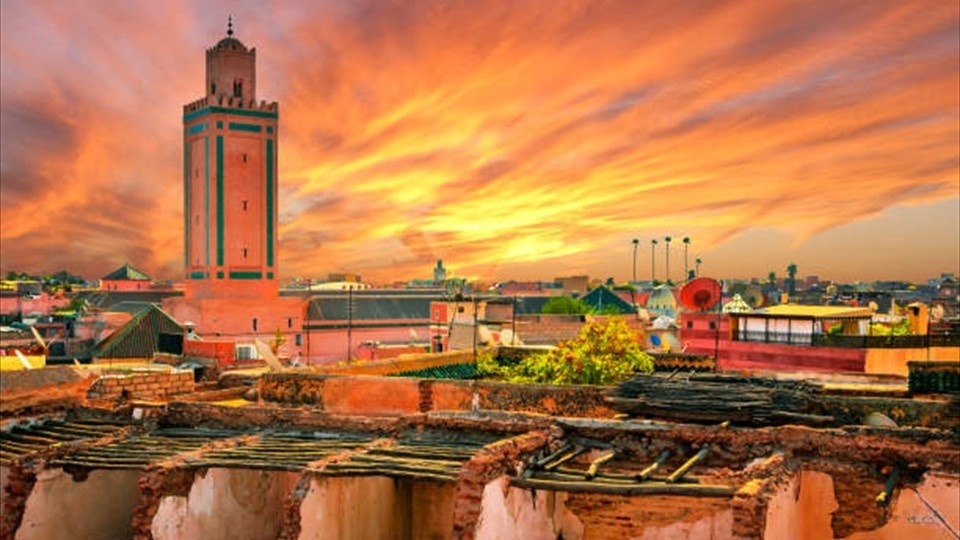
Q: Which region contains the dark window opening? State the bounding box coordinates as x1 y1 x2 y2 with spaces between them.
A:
686 321 693 329
242 153 247 163
287 317 293 328
709 321 717 330
211 81 216 95
252 318 258 332
233 79 243 98
295 334 302 346
242 247 248 259
242 200 248 211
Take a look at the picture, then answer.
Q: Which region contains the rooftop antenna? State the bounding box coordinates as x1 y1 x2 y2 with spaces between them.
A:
227 15 234 37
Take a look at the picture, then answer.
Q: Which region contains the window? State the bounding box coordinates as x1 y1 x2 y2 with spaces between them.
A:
211 81 216 95
295 334 302 346
287 317 293 328
242 153 247 163
686 321 693 329
242 247 248 259
252 317 258 331
242 200 248 211
709 321 717 330
233 79 243 98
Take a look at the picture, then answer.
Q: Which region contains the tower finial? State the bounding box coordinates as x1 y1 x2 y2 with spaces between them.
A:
227 15 234 37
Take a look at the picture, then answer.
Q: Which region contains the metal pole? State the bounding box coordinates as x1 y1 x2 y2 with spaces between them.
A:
511 295 517 346
347 286 353 362
472 296 478 358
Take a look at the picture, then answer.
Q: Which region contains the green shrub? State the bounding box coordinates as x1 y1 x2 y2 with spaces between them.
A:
500 317 653 385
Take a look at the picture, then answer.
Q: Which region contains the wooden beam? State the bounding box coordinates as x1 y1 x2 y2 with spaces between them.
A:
636 450 671 481
666 445 709 484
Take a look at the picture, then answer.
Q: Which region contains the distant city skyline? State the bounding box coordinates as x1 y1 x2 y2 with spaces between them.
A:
1 1 958 284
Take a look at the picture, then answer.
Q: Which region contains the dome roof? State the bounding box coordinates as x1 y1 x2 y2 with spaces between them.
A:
213 36 247 51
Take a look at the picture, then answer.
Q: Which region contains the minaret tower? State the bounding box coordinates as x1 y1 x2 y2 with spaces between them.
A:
182 17 279 300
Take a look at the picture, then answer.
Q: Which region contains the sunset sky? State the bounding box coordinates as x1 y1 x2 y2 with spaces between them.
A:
1 0 958 285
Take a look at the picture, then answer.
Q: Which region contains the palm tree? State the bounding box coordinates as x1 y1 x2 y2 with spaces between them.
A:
651 239 658 283
664 236 673 284
631 238 639 284
786 263 798 295
695 256 702 277
682 237 691 281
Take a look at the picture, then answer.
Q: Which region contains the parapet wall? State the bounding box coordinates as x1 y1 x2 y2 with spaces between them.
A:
87 371 195 401
258 373 613 418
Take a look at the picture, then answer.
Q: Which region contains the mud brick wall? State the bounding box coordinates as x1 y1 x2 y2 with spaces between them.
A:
0 464 37 539
259 374 614 418
87 371 195 401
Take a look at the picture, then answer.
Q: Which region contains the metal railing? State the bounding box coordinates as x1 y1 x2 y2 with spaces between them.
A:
735 332 959 349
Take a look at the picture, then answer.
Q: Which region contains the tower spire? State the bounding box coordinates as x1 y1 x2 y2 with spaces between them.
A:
227 15 234 37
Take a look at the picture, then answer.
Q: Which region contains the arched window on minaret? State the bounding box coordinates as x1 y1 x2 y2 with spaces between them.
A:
211 81 216 95
233 79 243 98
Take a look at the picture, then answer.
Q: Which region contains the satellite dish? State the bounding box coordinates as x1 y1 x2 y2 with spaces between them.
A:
679 278 722 311
741 285 766 308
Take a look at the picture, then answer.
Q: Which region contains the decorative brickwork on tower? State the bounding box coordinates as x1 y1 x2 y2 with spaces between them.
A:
182 21 279 301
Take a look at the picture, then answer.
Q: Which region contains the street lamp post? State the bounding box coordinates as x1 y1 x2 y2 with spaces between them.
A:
664 236 673 285
651 239 658 283
683 237 690 281
631 238 639 306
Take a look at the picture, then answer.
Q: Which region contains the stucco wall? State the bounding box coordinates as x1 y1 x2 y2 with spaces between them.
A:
864 347 960 376
297 476 401 540
763 470 837 540
151 468 299 540
763 470 960 540
15 468 141 540
296 476 456 540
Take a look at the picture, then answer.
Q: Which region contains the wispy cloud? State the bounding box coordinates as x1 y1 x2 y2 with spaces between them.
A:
1 0 957 282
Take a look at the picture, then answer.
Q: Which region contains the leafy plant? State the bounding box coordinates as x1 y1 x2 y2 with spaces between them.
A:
499 317 654 385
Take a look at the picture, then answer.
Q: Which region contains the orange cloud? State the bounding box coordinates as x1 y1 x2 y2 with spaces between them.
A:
1 0 957 283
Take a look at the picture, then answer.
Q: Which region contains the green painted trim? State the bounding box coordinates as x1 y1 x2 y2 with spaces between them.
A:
184 107 278 122
229 122 262 132
183 141 190 271
204 136 210 266
217 271 224 279
216 121 223 129
188 123 206 135
267 272 274 279
266 126 274 134
266 139 274 267
216 136 224 266
229 271 263 279
189 271 206 279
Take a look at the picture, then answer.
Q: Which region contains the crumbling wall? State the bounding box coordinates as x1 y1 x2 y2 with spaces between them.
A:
452 430 550 539
258 374 613 418
150 468 299 540
762 470 837 540
294 476 456 540
474 477 583 540
296 476 404 540
844 471 960 539
0 464 35 539
565 492 732 539
87 371 194 401
15 467 142 540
